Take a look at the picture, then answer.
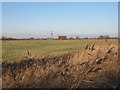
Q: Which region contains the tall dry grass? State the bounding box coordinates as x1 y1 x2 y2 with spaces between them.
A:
2 44 120 88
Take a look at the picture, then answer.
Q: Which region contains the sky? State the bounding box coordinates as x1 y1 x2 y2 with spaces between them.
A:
2 2 118 38
0 2 2 38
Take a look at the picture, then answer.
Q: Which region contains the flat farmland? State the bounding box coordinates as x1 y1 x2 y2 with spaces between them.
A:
2 39 118 62
2 39 120 88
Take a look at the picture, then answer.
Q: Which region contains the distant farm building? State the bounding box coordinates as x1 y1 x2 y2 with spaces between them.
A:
69 37 74 40
58 36 67 40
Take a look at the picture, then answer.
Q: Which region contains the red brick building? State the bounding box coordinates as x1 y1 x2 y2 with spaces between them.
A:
58 36 67 40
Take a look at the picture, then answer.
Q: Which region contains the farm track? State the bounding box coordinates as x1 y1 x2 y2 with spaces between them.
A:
2 44 120 88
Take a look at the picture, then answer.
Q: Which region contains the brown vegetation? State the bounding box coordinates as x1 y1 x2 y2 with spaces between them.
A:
2 44 120 88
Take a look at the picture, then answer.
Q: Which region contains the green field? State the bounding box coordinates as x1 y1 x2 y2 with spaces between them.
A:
2 39 118 61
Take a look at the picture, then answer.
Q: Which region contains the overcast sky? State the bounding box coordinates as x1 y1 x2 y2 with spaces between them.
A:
2 2 118 38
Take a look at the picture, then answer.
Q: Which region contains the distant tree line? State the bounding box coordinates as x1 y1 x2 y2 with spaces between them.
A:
1 35 119 40
97 35 119 39
1 36 17 40
97 35 109 39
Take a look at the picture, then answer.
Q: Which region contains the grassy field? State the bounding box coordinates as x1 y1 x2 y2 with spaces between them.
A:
2 39 118 62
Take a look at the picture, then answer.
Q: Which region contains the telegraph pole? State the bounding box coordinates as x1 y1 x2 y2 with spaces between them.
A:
51 31 53 40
